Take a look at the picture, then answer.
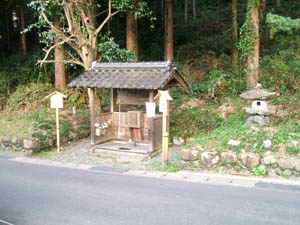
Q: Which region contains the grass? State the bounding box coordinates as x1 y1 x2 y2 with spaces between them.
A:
0 111 35 138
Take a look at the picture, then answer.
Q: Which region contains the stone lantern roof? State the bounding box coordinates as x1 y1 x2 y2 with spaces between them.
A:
240 86 277 100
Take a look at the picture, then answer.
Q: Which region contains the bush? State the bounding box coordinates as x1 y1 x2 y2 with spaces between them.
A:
0 51 54 97
170 106 222 138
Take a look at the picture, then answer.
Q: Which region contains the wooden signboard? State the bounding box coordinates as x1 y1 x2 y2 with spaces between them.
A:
45 91 67 153
154 90 172 164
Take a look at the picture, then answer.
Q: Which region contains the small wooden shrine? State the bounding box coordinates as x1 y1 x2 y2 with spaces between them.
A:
68 61 187 158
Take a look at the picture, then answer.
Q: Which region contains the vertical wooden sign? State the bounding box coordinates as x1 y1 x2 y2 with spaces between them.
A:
155 90 173 164
45 91 67 153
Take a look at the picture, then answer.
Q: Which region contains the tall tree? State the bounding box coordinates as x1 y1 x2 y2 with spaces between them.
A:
277 0 280 7
54 42 67 89
246 0 260 88
164 0 173 61
54 17 67 89
30 0 151 70
261 0 266 20
4 4 13 50
232 0 239 70
126 0 139 60
19 6 27 56
193 0 196 19
185 0 188 23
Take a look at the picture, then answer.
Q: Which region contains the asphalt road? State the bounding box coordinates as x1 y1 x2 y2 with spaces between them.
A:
0 155 300 225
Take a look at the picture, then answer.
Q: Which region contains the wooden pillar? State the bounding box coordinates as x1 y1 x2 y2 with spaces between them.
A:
149 90 154 102
168 90 170 136
162 106 169 164
110 88 114 112
89 88 96 145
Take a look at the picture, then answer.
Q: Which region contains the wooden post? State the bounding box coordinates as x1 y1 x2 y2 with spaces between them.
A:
89 88 96 145
162 108 169 164
149 90 154 102
154 90 172 164
56 108 60 153
110 88 114 112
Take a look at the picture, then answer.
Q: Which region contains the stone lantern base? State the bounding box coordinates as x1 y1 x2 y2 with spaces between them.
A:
245 115 270 127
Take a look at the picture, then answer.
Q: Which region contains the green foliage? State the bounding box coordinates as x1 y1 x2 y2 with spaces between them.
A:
260 48 300 92
286 146 300 155
0 52 54 98
188 113 248 151
188 69 246 99
238 0 260 58
6 82 55 111
266 13 300 38
150 161 179 173
171 106 223 138
98 33 136 62
252 166 266 176
272 122 300 145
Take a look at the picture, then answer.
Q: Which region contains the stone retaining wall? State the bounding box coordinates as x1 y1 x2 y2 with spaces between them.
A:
0 136 40 154
0 115 90 154
180 145 300 177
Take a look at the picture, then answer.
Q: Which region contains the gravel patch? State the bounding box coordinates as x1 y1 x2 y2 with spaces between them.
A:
34 139 183 171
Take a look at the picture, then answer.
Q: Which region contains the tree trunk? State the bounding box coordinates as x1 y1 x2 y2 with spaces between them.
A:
54 16 67 89
185 0 188 23
19 7 27 56
34 28 40 49
193 0 196 19
54 43 67 89
277 0 280 7
261 0 266 20
161 0 164 29
232 0 239 70
126 3 139 60
4 7 13 49
153 0 157 18
247 1 260 88
164 0 173 61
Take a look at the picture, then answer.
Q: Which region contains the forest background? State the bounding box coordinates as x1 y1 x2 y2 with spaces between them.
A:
0 0 300 155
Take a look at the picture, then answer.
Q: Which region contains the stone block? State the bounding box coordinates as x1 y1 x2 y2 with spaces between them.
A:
11 137 22 147
23 139 41 150
240 153 260 167
262 140 272 149
277 159 295 169
261 155 277 165
221 151 237 163
295 160 300 171
3 136 11 146
267 168 277 177
173 137 184 146
201 151 220 167
246 115 270 127
181 148 198 161
227 139 241 147
274 168 282 175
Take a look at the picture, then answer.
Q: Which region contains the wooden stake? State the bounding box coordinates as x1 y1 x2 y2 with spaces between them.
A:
89 88 96 145
110 88 114 112
56 108 60 153
162 110 169 164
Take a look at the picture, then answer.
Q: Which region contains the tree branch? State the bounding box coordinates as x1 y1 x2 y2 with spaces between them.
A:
37 59 85 68
94 0 120 35
38 35 74 66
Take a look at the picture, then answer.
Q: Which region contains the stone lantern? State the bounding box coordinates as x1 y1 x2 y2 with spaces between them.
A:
240 84 278 126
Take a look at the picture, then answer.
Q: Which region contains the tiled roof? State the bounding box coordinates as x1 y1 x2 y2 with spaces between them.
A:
68 61 180 90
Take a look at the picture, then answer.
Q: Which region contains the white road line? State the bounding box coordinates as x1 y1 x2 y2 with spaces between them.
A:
0 219 14 225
